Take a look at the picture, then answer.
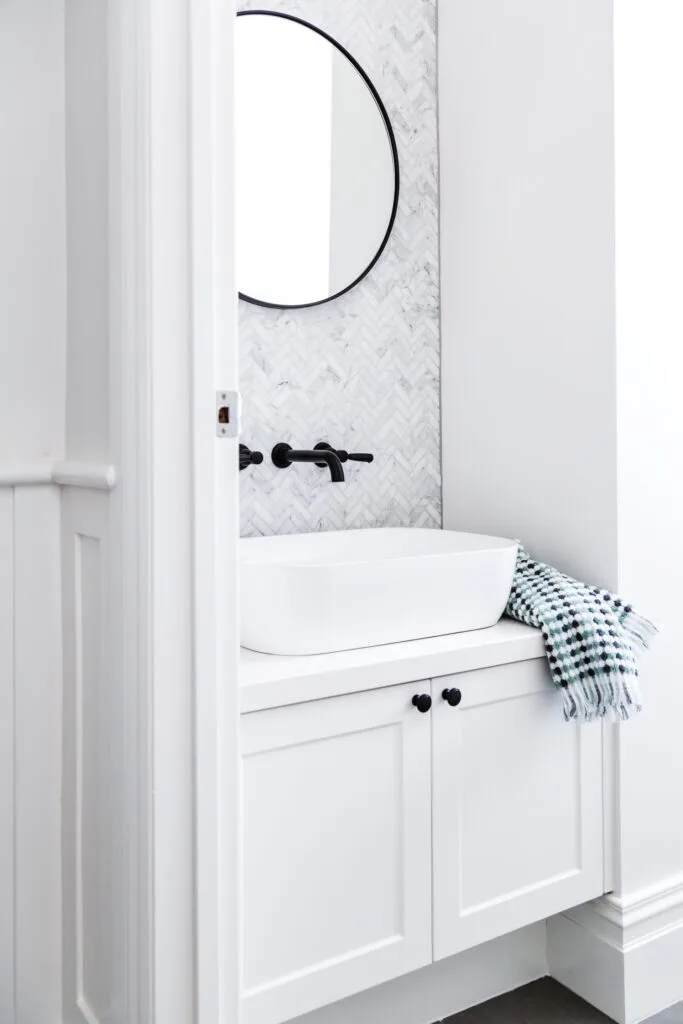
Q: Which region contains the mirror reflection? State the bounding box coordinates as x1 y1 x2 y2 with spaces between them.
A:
236 12 399 308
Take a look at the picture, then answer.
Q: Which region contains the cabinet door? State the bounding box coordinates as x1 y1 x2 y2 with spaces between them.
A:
433 659 603 961
241 682 433 1024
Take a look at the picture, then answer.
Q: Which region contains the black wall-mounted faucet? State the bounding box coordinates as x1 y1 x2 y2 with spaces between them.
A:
314 442 374 465
240 444 264 471
272 443 345 483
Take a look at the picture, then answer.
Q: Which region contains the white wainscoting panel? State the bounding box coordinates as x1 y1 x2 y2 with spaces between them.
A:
62 488 126 1024
0 484 63 1023
0 490 15 1023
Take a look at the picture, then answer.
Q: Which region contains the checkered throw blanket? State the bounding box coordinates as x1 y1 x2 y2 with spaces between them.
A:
506 546 657 723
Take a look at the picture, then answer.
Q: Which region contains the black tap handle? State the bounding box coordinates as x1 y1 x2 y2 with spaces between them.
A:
239 444 264 471
337 450 374 464
314 442 374 465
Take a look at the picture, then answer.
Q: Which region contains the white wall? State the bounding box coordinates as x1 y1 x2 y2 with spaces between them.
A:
613 0 683 896
0 0 67 462
441 1 683 1017
440 0 617 588
0 2 142 1021
65 0 111 462
441 0 683 900
0 3 66 1021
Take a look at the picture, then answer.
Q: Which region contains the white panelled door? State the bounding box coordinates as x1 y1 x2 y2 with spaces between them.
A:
240 683 434 1024
432 659 604 960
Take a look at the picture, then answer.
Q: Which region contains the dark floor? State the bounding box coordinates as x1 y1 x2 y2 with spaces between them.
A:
438 978 683 1024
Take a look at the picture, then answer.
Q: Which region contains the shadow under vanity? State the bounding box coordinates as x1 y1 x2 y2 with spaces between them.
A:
234 11 609 1024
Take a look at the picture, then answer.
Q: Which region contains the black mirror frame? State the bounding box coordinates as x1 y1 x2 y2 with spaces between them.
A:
236 9 401 310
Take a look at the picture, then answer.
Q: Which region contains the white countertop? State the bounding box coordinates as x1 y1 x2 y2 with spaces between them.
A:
240 617 545 713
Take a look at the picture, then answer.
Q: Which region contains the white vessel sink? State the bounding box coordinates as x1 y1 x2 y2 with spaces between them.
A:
240 528 518 656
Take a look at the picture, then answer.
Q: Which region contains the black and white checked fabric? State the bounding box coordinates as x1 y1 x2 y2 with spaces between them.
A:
506 546 657 722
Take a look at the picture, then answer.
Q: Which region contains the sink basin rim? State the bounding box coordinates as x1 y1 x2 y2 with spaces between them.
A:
240 527 518 571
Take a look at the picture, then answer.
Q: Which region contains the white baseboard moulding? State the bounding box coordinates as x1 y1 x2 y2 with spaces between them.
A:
548 875 683 1024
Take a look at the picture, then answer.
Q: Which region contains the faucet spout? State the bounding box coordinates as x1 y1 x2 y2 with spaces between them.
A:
272 443 345 483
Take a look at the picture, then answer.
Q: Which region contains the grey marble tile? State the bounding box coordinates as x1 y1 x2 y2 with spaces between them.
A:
238 0 441 538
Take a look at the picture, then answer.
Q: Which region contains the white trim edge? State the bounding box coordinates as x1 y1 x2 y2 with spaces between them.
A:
563 873 683 948
0 463 54 486
0 462 118 490
602 874 683 937
51 462 118 491
548 875 683 1024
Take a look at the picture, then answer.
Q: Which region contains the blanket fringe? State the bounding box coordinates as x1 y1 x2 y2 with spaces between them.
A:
621 609 658 655
562 674 643 724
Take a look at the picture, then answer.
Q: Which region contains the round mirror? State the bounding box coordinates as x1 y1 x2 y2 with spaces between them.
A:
236 11 400 309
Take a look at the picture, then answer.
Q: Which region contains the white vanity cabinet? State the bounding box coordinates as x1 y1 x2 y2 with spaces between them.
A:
240 643 606 1024
240 682 434 1024
432 659 604 960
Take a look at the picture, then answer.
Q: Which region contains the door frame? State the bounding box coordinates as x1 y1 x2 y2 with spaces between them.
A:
189 0 242 1021
115 0 241 1020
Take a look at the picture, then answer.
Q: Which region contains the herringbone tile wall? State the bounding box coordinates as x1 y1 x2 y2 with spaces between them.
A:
239 0 441 537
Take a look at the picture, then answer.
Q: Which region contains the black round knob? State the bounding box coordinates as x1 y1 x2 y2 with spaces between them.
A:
442 688 463 707
412 694 432 714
